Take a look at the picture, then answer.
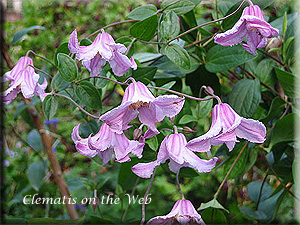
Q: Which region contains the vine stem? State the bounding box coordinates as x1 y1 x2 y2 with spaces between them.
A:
140 168 157 225
75 75 134 85
176 171 185 199
26 50 57 68
85 19 138 39
53 93 99 119
167 0 250 44
25 64 53 78
214 142 249 200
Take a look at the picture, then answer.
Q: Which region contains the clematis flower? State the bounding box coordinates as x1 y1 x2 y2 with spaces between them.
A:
1 56 48 103
68 29 137 76
147 199 205 224
186 103 266 152
214 5 279 55
132 133 217 178
100 81 185 134
72 123 144 165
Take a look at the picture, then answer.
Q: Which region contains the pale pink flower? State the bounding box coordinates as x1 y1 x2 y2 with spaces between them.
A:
2 56 48 103
68 29 137 76
214 5 279 55
186 103 266 152
132 133 217 178
147 199 205 224
100 81 185 134
72 123 144 165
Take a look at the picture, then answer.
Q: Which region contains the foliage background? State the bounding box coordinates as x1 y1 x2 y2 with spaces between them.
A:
2 0 299 224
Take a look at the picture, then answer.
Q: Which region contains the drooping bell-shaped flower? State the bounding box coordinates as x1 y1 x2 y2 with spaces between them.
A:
186 103 266 152
132 133 217 178
147 199 206 224
68 29 137 76
100 81 185 134
72 123 144 165
214 5 279 55
2 56 48 103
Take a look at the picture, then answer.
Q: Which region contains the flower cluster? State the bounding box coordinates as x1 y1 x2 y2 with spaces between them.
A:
1 56 48 104
68 29 137 76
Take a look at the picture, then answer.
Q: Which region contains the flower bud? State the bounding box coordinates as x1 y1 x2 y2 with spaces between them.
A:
182 126 196 134
133 128 143 140
204 86 214 96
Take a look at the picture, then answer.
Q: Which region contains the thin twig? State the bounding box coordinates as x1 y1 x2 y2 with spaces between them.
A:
53 93 99 119
85 20 139 39
176 171 185 199
140 168 157 225
126 38 137 55
26 50 57 68
214 142 249 199
167 0 250 44
258 49 291 73
75 75 134 85
25 64 53 78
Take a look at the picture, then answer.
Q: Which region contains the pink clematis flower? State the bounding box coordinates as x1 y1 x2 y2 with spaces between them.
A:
186 103 266 152
2 56 48 103
132 133 217 178
214 5 279 55
68 29 137 76
72 123 144 165
100 81 185 134
147 199 205 224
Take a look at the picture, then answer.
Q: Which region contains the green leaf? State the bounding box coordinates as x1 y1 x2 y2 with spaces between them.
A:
12 26 45 45
54 43 70 66
201 208 227 224
269 113 298 148
161 0 195 16
158 11 180 42
145 136 159 151
27 129 43 152
28 161 46 191
133 52 162 63
75 81 102 109
157 81 176 95
240 206 268 220
198 199 229 213
198 97 213 118
131 66 157 85
206 45 256 73
128 4 157 20
255 59 276 91
178 115 197 124
283 11 288 39
118 158 140 190
247 181 273 203
51 72 71 91
42 95 58 120
80 38 92 46
130 15 158 41
179 167 199 178
275 67 299 98
261 97 286 123
57 53 78 82
165 44 191 70
228 79 261 118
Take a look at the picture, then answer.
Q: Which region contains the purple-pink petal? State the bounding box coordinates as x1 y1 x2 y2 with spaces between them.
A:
236 118 266 143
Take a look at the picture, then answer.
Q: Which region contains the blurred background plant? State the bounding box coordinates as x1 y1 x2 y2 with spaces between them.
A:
3 0 298 224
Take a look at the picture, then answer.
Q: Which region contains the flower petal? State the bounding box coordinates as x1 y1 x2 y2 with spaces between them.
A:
88 123 112 151
21 71 39 98
100 102 138 134
131 161 160 178
153 95 185 122
183 149 218 173
236 118 266 143
122 81 155 104
166 133 186 164
98 148 114 165
109 51 135 76
82 56 106 76
68 29 80 54
138 103 158 133
214 19 247 46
